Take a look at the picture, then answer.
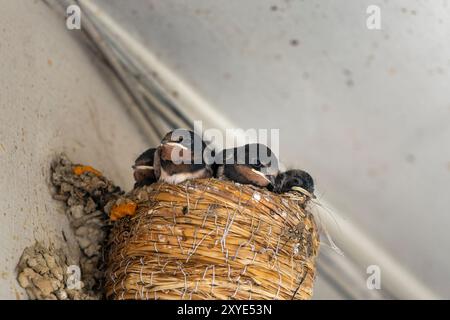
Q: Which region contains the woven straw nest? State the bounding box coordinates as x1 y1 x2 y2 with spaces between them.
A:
104 179 319 300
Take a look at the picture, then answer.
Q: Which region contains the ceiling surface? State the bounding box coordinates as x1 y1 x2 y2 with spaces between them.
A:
90 0 450 299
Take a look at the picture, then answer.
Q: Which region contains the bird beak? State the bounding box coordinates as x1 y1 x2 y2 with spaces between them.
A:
251 169 271 183
132 165 154 170
164 142 188 150
291 186 315 198
160 142 190 162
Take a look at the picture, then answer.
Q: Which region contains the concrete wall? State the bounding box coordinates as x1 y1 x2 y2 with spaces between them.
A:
0 0 149 299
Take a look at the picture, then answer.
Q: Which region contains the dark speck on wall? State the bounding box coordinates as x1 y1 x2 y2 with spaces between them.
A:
270 5 278 11
343 69 354 87
290 39 299 46
405 154 416 164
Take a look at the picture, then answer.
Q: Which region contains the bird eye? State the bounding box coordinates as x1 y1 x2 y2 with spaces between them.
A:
170 136 183 143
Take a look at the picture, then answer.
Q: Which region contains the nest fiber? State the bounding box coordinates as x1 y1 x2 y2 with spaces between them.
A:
105 179 319 300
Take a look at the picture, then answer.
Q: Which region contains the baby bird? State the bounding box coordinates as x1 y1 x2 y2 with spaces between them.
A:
215 143 279 188
273 169 315 197
154 129 213 184
132 148 157 188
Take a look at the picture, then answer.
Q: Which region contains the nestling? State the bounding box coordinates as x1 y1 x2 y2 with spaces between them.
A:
154 129 214 184
215 143 279 188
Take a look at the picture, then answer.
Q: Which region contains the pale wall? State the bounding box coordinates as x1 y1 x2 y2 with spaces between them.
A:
0 0 149 299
